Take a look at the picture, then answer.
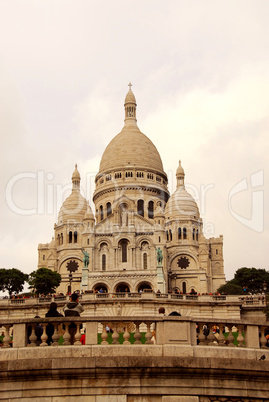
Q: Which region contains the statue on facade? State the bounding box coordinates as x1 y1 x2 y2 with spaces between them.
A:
156 247 163 265
82 248 89 268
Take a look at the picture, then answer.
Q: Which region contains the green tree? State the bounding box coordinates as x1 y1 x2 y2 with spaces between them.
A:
0 268 28 297
230 267 269 294
218 282 244 295
218 267 269 295
28 268 61 296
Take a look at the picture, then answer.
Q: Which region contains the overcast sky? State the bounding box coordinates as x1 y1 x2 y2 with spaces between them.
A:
0 0 268 284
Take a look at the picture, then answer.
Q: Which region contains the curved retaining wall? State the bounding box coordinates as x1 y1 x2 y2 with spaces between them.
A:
1 345 269 401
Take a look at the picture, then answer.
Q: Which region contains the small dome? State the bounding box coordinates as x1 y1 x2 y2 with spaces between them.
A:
58 191 88 223
83 203 95 221
124 88 136 105
165 186 199 219
154 202 164 217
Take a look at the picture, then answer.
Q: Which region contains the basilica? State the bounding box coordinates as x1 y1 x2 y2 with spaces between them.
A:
38 85 225 295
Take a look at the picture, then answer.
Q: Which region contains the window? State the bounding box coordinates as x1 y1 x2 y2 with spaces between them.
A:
87 238 89 245
178 228 181 240
148 201 154 219
169 229 172 241
106 175 111 181
125 171 133 178
137 172 144 178
102 254 106 271
166 230 169 241
115 172 122 179
57 234 60 246
159 236 161 242
120 240 128 262
193 228 195 240
182 282 187 294
216 249 218 255
61 233 63 245
143 253 147 269
147 173 153 180
137 199 144 217
43 255 45 261
183 227 187 240
69 231 72 244
100 205 104 221
196 229 199 241
74 231 77 243
106 202 112 217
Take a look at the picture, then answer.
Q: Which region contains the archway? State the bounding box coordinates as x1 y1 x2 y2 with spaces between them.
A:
94 284 108 293
137 282 152 292
182 282 187 294
115 283 130 293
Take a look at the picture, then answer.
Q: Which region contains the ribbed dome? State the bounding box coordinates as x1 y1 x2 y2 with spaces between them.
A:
58 190 88 223
165 186 200 219
99 125 164 174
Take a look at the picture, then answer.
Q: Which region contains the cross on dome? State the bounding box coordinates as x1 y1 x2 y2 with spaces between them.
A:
128 82 132 91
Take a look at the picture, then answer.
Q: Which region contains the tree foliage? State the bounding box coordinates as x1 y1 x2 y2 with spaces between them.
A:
218 282 244 295
28 268 61 296
218 267 269 295
0 268 28 297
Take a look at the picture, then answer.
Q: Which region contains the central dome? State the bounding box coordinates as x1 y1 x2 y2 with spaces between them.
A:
98 85 165 176
99 125 164 174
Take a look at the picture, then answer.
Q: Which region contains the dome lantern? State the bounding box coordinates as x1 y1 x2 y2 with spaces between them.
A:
176 160 185 188
72 164 81 190
124 82 137 125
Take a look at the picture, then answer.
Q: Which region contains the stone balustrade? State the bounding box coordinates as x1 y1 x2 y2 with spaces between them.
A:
0 293 266 305
1 316 269 350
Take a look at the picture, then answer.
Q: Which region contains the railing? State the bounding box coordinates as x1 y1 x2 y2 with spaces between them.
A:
1 316 268 350
0 294 266 306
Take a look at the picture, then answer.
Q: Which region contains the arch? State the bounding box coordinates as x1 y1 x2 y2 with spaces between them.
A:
69 231 72 244
115 282 130 293
169 250 199 269
137 282 152 292
106 202 112 217
96 237 113 250
137 199 144 217
148 201 154 219
94 283 108 293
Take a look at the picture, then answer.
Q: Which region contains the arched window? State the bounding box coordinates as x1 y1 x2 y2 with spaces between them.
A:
148 201 154 219
106 202 112 217
61 233 63 245
193 228 195 240
87 238 89 245
178 228 181 240
74 231 77 243
169 229 172 241
100 205 103 220
137 199 144 217
102 254 106 271
69 231 72 244
183 227 187 240
166 231 169 241
143 253 147 269
57 234 60 246
120 240 128 263
196 229 199 241
182 282 187 294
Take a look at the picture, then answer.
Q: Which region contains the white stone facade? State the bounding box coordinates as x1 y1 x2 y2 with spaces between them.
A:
38 86 225 295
